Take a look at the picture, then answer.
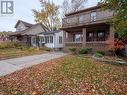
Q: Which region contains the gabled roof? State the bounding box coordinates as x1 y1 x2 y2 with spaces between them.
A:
14 20 33 28
10 23 49 36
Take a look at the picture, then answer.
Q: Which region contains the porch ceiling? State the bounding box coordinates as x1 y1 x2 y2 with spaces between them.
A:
64 24 110 32
62 23 109 31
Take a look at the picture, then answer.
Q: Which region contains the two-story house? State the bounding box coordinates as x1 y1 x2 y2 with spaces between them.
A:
62 4 114 52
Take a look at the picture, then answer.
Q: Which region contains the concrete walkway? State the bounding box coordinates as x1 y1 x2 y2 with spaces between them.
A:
0 52 67 77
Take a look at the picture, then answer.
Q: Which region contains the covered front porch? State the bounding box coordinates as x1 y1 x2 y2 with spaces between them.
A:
63 24 114 51
9 34 41 47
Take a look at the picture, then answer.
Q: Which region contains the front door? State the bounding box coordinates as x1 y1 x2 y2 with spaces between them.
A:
27 36 31 46
31 37 37 47
39 37 45 47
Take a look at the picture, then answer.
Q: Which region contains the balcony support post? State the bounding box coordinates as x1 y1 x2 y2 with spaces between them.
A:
83 28 86 47
109 26 114 43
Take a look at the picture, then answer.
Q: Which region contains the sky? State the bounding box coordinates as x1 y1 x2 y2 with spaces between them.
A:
0 0 99 32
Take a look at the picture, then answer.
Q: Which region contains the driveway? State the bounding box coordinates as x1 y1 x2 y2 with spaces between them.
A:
0 52 67 77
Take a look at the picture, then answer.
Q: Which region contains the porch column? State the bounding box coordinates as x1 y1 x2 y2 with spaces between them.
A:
82 28 86 47
109 26 114 42
68 32 73 42
26 35 30 46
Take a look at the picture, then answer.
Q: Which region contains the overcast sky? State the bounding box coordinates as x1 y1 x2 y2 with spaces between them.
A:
0 0 100 31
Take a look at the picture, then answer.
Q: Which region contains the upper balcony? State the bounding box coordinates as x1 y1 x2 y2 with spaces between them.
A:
62 5 114 29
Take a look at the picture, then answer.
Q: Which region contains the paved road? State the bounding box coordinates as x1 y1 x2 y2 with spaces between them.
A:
0 52 67 77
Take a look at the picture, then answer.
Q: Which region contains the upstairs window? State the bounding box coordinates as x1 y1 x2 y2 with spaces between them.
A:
79 15 84 23
91 12 97 22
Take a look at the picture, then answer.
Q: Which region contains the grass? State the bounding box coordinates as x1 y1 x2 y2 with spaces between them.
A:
0 48 47 60
42 57 127 94
0 56 127 95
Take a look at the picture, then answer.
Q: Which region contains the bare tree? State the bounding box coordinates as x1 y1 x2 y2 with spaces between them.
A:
71 0 87 12
62 0 70 15
62 0 87 15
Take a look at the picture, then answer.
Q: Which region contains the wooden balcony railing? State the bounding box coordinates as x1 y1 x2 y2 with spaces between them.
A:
62 10 113 28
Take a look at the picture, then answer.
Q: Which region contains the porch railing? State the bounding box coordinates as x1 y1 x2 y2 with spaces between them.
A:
65 42 83 47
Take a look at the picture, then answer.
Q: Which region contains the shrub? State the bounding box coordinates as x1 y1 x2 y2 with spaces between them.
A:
96 51 105 56
0 41 27 49
87 48 92 52
0 41 14 49
45 48 52 52
79 48 88 54
69 47 77 54
79 48 92 54
28 47 36 52
95 52 104 58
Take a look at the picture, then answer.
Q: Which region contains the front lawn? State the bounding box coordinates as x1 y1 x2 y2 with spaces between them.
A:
0 48 47 60
0 56 127 95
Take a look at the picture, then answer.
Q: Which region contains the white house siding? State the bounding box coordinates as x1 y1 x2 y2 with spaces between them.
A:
55 31 63 48
44 31 63 49
45 34 55 48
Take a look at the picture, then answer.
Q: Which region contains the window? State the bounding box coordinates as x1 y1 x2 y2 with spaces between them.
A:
40 37 45 43
91 12 97 22
86 31 106 42
74 34 82 42
50 36 53 43
32 38 36 44
98 32 104 37
79 15 84 22
89 32 93 37
59 36 62 44
45 36 49 43
87 32 94 41
97 31 105 41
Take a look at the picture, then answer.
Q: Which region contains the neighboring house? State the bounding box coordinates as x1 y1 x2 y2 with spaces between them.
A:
9 20 63 49
62 4 114 52
9 20 49 47
0 34 7 42
38 30 63 49
0 32 9 42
